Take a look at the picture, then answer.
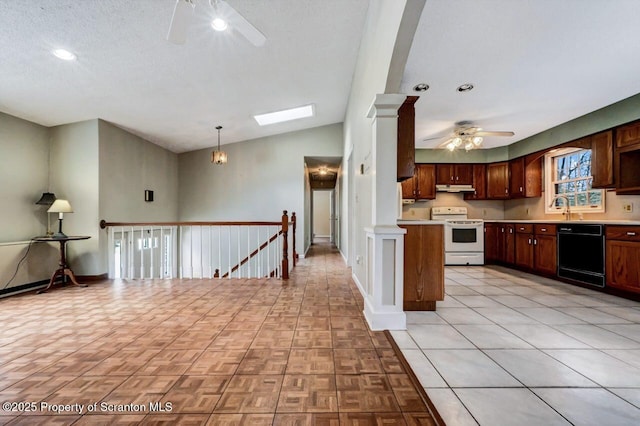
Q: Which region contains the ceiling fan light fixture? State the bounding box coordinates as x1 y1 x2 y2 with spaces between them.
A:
457 83 474 92
473 136 483 146
464 141 474 151
446 142 456 151
452 137 462 147
211 17 228 31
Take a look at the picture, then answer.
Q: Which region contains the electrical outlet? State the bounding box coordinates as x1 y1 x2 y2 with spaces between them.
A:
356 255 362 264
623 203 633 213
526 208 530 216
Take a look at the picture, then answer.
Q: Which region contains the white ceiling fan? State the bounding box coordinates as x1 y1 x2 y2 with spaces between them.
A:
424 121 515 151
167 0 266 46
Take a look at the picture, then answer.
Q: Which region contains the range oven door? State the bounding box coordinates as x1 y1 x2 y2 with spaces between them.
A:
444 221 484 253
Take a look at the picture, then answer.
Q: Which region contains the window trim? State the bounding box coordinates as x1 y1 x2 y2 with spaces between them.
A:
544 147 605 215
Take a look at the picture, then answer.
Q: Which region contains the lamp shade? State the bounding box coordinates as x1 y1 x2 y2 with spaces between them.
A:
36 192 56 206
48 199 73 213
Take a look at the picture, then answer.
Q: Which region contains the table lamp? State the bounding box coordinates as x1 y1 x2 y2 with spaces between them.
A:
47 199 73 239
35 192 57 236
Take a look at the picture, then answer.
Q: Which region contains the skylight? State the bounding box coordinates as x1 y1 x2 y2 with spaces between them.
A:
254 105 315 126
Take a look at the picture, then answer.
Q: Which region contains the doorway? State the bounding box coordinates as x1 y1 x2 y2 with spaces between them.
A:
312 190 332 243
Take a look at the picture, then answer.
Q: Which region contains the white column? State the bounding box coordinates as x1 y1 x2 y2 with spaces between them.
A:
363 94 407 331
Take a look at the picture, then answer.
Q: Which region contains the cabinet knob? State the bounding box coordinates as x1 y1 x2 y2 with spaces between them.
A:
533 239 537 245
541 228 547 232
505 189 508 194
451 175 454 181
520 186 523 192
627 232 637 236
528 238 532 245
519 227 525 231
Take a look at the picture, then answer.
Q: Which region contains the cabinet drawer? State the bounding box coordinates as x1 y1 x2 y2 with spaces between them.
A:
515 224 533 234
606 226 640 242
534 224 557 235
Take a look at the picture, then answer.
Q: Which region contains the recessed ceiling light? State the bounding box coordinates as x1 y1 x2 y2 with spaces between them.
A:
211 18 228 31
457 83 474 92
254 104 315 126
413 83 429 92
52 48 76 61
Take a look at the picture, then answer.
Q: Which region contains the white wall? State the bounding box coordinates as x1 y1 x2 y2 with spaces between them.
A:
178 123 343 256
313 190 331 238
49 120 101 274
0 112 50 242
342 0 422 286
99 120 179 223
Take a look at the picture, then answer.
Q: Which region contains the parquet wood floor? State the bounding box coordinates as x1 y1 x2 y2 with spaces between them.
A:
0 242 439 425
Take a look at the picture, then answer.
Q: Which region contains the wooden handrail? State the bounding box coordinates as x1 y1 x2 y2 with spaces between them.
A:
222 231 282 278
100 220 282 229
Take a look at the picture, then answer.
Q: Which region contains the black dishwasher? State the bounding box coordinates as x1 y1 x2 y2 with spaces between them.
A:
557 224 605 287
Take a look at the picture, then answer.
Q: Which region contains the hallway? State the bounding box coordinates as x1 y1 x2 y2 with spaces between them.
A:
0 242 438 425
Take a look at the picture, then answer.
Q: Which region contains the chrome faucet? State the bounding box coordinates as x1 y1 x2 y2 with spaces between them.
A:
549 194 571 221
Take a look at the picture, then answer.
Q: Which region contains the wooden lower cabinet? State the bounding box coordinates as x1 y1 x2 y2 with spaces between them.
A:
514 224 534 269
400 224 444 310
484 223 499 263
533 224 557 276
485 223 515 265
606 226 640 293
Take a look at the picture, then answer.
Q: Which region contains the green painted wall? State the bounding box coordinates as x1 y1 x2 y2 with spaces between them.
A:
415 92 640 163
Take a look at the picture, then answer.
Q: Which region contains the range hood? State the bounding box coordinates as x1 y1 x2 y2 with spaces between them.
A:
436 184 475 193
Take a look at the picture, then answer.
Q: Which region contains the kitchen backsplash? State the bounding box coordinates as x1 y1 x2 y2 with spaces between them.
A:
402 191 640 221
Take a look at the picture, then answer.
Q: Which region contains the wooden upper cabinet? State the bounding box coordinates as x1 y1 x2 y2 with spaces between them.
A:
436 164 473 185
464 164 487 200
615 122 640 194
615 121 640 148
415 164 436 200
591 130 614 188
401 174 417 199
402 164 435 200
524 154 542 197
509 157 525 198
397 96 419 182
487 162 510 199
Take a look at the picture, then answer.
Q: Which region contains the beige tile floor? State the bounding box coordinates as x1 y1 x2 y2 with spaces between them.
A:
0 242 438 425
398 265 640 426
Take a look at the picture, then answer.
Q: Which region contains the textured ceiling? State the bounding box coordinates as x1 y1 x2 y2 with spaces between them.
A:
402 0 640 150
4 1 640 156
0 0 368 153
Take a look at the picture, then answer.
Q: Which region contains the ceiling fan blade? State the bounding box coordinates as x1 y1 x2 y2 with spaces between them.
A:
474 130 515 137
218 1 266 46
167 0 194 44
422 133 450 142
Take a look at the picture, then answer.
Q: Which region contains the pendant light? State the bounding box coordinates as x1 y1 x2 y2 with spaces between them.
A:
211 125 228 165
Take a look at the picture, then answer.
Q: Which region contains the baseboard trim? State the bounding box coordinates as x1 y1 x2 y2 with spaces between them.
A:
76 273 108 282
0 279 48 298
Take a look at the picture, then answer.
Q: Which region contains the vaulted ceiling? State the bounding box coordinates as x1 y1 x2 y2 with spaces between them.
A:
2 1 640 155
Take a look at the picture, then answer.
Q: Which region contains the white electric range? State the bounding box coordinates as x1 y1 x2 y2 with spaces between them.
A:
431 207 484 265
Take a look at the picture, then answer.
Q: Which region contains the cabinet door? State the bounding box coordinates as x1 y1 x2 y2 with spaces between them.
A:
415 164 436 199
591 130 614 188
615 121 640 148
487 162 510 199
397 97 419 181
484 223 499 263
436 164 454 184
454 164 473 185
509 157 525 198
534 234 557 276
464 164 487 200
515 232 534 269
504 225 516 265
524 154 543 197
606 240 640 292
402 225 444 310
401 175 416 199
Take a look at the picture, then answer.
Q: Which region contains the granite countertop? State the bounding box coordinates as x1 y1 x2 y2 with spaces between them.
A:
484 219 640 225
397 219 446 225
